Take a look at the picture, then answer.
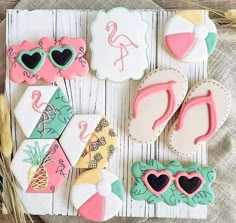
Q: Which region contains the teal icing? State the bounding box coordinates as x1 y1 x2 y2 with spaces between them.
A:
17 45 77 73
30 87 73 139
111 179 125 201
131 160 216 207
17 48 46 73
205 32 217 55
48 45 77 70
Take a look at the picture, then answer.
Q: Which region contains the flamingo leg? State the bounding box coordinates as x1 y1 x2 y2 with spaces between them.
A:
114 45 129 72
38 112 50 134
114 47 123 67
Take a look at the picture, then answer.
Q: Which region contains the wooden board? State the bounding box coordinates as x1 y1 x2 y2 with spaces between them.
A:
6 9 208 219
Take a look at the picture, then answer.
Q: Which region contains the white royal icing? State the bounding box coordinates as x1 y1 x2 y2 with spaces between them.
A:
90 7 148 82
165 15 194 36
59 114 102 167
14 86 57 137
10 139 54 191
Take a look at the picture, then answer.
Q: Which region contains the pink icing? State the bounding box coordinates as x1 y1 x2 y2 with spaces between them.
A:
132 81 176 130
26 140 71 193
174 172 205 197
106 21 138 72
32 90 56 134
78 192 105 221
7 36 89 84
79 121 92 143
142 170 173 196
176 90 217 144
165 33 196 59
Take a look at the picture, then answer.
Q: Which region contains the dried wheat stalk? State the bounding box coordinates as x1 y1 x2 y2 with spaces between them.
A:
0 91 33 223
181 0 236 28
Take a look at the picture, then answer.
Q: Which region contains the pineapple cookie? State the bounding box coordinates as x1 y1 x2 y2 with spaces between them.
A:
11 139 71 193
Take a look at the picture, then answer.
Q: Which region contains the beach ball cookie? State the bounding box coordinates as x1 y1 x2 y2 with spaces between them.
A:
90 7 148 82
11 139 71 193
165 11 217 62
59 114 118 168
71 169 124 221
7 36 89 84
14 86 73 139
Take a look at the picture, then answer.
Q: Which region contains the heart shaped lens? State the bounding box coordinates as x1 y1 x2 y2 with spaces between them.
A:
178 176 201 194
49 46 76 70
174 172 205 197
142 170 172 196
22 53 41 69
17 49 46 73
147 174 170 192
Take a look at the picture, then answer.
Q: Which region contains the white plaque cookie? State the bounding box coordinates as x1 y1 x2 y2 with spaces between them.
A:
90 7 149 82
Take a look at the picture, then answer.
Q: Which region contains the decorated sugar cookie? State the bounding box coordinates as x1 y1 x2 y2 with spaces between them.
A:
168 79 231 156
14 86 73 138
90 7 148 82
7 36 89 84
71 169 124 222
165 11 217 62
11 139 71 193
59 114 118 168
128 68 188 144
131 160 216 206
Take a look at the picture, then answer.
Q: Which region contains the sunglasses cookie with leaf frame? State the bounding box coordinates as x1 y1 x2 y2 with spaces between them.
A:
7 36 89 84
131 160 216 207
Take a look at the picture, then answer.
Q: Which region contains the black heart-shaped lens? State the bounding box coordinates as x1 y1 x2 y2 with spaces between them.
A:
51 49 72 66
21 52 41 69
178 176 201 194
147 174 169 192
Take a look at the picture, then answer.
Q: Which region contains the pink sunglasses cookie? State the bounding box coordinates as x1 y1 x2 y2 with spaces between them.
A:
168 79 231 156
7 36 89 84
128 68 188 144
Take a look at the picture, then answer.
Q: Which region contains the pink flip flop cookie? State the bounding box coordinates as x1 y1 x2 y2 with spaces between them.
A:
128 68 188 144
7 36 89 84
168 79 231 156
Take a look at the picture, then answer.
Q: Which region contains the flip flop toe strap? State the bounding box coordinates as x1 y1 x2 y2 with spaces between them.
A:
176 90 217 144
132 81 176 130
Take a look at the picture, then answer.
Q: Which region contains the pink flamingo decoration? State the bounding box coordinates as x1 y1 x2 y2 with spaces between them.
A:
79 121 94 163
32 90 56 134
106 21 139 72
79 121 93 143
79 121 101 164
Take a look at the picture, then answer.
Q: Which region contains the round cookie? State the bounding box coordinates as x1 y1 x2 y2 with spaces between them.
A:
164 11 217 62
71 169 124 222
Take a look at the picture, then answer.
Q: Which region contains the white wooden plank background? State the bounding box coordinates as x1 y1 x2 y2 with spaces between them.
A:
6 9 208 219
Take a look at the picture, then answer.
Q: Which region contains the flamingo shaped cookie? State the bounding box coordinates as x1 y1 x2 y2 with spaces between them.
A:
106 21 139 72
32 90 56 134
